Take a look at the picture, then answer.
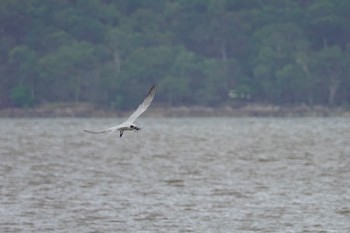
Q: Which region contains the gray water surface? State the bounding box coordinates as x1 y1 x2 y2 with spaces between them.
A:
1 117 350 232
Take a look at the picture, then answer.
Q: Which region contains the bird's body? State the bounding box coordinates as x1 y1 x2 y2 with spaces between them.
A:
84 85 156 137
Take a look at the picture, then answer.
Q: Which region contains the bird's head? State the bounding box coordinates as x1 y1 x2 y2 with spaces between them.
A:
130 124 141 131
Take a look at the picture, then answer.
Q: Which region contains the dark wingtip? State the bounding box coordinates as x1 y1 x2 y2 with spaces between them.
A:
150 84 156 92
145 84 156 98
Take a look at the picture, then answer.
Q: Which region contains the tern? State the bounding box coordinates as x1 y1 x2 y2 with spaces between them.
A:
84 85 156 137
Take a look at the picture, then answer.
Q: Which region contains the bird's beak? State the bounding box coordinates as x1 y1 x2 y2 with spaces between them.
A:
135 126 141 131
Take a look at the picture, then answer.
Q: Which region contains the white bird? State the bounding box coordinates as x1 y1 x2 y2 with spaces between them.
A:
84 85 156 137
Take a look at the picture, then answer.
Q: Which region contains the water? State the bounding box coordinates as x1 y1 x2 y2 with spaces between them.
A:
1 117 350 232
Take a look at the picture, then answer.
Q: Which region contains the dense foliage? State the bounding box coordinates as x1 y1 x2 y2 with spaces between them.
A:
1 0 350 109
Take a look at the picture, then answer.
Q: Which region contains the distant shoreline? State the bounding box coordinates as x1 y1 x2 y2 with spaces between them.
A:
0 103 350 118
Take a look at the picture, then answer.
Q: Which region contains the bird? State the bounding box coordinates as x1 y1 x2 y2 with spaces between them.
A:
84 85 156 137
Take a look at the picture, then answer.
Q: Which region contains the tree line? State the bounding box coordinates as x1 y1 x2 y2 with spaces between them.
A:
1 0 350 109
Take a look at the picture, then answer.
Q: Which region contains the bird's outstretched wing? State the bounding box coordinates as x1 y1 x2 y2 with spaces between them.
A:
84 85 156 136
126 85 156 123
84 125 120 134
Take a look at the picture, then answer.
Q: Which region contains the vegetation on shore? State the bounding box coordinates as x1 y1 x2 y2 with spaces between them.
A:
1 0 350 110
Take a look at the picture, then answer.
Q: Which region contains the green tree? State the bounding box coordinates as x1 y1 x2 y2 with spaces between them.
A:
2 0 350 109
306 0 350 49
8 45 38 100
310 45 350 105
10 85 34 107
252 22 309 103
37 42 98 102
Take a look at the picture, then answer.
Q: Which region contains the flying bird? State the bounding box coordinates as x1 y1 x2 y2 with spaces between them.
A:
84 85 156 137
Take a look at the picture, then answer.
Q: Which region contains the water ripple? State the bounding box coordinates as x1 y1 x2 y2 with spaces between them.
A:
1 117 350 232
